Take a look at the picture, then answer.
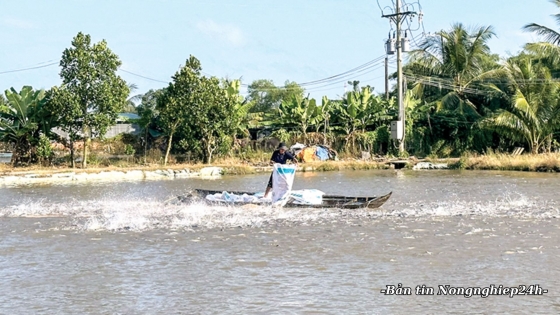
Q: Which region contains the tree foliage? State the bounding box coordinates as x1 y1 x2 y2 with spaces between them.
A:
0 86 55 166
247 79 304 113
158 55 239 164
53 32 129 168
482 55 560 153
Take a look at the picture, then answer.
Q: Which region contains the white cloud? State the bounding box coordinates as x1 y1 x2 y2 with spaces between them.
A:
2 17 34 29
196 20 246 47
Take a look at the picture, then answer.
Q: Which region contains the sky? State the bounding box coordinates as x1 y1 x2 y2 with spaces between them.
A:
0 0 557 101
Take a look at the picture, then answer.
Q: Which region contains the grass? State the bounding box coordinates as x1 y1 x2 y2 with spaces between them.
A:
220 165 256 175
299 160 387 172
3 151 560 177
458 152 560 172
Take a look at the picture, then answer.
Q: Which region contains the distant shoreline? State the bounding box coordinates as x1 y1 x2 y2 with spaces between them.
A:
0 153 559 187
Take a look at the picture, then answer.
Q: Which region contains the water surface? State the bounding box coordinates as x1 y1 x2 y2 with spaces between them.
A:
1 170 559 314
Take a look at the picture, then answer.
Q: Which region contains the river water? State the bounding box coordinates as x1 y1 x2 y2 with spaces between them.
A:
1 170 559 314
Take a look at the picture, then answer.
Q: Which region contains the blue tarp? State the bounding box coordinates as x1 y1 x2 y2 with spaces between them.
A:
315 146 329 161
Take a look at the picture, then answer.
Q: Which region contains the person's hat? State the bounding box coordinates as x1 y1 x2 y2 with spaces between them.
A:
277 143 288 150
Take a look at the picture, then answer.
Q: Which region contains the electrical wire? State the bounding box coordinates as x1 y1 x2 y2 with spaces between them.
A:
238 55 389 89
119 69 169 84
0 61 58 75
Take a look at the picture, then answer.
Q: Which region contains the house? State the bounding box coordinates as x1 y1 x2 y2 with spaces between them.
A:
52 113 141 140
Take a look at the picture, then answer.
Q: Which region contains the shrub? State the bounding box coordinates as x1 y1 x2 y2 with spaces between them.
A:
36 135 53 165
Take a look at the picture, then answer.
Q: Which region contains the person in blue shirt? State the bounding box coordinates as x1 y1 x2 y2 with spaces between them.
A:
264 143 298 198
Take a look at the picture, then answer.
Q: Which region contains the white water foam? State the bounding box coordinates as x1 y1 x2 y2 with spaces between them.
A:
0 193 558 232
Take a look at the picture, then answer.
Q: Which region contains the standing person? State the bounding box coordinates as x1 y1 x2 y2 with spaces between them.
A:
264 143 298 198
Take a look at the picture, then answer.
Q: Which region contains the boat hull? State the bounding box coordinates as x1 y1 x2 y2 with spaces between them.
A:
175 189 392 209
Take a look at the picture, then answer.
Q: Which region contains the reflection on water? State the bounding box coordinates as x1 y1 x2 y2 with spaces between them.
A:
0 170 559 314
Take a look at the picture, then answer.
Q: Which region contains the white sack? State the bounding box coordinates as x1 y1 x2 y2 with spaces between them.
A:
272 164 297 204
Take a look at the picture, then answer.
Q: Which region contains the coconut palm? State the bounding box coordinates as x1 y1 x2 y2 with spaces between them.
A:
481 56 560 154
123 83 142 113
523 0 560 45
407 23 497 116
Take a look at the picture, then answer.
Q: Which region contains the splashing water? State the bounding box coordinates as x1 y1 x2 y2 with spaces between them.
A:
1 191 558 232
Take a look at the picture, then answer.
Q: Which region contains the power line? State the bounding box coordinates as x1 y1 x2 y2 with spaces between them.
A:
119 69 169 84
237 58 394 93
0 62 58 75
237 55 389 89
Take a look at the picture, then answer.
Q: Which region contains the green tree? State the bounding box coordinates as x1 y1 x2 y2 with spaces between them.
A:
123 83 142 113
247 79 304 113
407 23 497 115
0 86 55 166
278 95 319 141
338 87 373 151
0 94 7 110
36 134 53 166
317 96 333 144
157 57 200 165
194 77 237 163
56 32 129 168
224 80 256 144
137 89 163 164
158 55 238 164
45 87 81 168
523 0 560 45
482 55 560 153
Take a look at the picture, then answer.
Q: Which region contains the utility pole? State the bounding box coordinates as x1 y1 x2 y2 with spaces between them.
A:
382 0 416 154
396 0 405 153
385 57 389 100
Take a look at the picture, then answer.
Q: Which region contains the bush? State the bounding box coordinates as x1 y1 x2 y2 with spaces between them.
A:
146 148 163 164
124 144 135 156
36 135 53 165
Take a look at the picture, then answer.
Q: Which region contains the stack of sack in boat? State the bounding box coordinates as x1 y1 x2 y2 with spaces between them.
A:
290 143 338 163
205 191 264 203
289 189 324 205
204 189 325 205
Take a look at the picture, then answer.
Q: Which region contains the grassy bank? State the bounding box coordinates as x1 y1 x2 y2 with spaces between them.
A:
0 159 390 177
450 153 560 172
1 153 559 177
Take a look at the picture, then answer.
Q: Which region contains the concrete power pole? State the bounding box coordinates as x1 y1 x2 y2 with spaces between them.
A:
385 57 389 100
383 0 415 154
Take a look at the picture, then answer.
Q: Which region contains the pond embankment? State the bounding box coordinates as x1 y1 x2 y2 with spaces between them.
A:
1 153 558 186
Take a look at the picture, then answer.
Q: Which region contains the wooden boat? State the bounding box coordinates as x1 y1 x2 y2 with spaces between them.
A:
175 189 392 209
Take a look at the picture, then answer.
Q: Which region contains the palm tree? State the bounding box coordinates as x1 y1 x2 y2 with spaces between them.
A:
523 0 560 45
407 23 497 116
481 56 560 154
123 83 142 113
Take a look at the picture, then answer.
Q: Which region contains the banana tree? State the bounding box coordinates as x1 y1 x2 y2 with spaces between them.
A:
337 87 373 150
315 96 333 144
224 80 257 144
0 86 53 165
278 95 319 142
